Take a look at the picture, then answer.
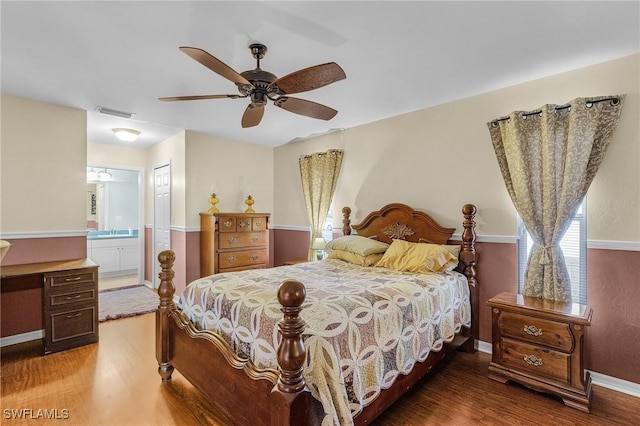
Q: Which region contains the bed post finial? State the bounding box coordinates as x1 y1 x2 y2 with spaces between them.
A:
342 206 352 236
156 250 176 381
276 280 307 393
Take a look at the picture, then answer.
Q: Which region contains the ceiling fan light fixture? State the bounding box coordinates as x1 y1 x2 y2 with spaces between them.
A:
112 128 141 142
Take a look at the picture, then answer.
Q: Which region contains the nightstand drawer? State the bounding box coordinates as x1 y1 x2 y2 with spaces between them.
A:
45 287 97 309
218 232 267 249
499 312 573 352
501 337 570 384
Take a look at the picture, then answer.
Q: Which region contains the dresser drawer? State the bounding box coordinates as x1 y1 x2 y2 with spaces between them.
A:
45 287 97 310
219 216 237 232
218 232 267 249
252 217 268 231
499 311 573 352
47 306 98 344
217 249 267 269
44 270 96 290
236 217 252 232
501 337 570 384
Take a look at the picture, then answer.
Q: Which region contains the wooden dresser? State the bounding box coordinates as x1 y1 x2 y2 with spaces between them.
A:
487 292 592 412
200 212 270 276
1 259 99 355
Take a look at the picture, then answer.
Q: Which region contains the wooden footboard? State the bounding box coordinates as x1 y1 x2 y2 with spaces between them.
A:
155 203 478 426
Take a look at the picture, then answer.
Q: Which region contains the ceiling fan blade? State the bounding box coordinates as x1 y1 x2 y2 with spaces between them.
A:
159 94 241 101
269 62 346 95
274 97 338 120
241 104 265 128
179 46 252 87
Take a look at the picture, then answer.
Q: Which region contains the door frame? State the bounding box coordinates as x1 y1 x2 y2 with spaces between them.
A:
153 161 171 288
87 163 145 286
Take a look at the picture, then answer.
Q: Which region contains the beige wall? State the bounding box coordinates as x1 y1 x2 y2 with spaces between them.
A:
273 54 640 244
185 130 274 228
1 94 87 233
87 141 147 169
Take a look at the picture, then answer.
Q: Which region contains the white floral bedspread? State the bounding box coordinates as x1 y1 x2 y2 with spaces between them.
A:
178 259 471 425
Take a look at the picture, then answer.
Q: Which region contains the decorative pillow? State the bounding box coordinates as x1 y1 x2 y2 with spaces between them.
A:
375 239 458 273
326 235 389 256
328 249 384 266
418 238 461 262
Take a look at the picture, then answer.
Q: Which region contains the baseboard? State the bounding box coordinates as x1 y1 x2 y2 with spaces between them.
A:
0 330 44 347
476 339 639 398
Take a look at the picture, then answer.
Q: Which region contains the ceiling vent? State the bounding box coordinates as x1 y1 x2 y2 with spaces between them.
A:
96 106 135 119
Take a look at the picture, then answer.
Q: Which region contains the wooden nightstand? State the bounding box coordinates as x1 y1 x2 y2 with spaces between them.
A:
487 292 593 412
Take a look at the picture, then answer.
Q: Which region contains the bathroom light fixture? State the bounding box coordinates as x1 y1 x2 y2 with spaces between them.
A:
87 167 98 181
96 106 135 119
112 128 141 142
98 168 112 182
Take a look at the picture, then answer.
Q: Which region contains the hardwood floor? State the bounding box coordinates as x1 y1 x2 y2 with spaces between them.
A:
98 273 140 291
1 313 638 425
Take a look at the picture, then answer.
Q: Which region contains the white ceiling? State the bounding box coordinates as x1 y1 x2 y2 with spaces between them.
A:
2 1 638 148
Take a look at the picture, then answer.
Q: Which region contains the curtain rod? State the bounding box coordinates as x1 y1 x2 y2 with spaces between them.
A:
491 97 620 126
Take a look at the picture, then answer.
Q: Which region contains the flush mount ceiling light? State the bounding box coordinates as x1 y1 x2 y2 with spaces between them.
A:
112 128 141 142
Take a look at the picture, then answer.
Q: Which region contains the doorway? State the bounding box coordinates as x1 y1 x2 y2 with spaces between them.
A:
153 163 171 288
86 165 144 290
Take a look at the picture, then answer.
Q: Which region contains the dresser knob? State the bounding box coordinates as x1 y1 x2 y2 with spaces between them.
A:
228 237 236 244
523 354 543 367
224 220 233 228
524 324 543 337
252 236 259 242
228 256 236 263
255 221 263 226
252 254 259 260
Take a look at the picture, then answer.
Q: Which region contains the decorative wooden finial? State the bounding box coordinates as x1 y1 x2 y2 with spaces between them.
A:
276 280 307 393
342 206 352 236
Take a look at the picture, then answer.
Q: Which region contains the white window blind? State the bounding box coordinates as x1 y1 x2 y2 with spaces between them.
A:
517 200 587 304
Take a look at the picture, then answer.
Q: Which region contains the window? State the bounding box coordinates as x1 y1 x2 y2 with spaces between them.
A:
517 200 586 304
322 206 334 242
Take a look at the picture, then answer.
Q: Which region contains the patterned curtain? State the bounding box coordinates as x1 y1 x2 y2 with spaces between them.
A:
488 96 625 302
299 149 344 261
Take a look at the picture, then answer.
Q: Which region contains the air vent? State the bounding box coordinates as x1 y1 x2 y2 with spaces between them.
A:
96 106 135 119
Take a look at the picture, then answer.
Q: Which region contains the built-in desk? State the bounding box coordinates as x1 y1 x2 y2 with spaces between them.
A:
1 259 99 354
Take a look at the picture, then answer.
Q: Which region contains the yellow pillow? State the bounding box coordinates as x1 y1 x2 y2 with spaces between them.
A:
375 239 458 273
328 249 384 266
326 235 389 256
418 238 461 258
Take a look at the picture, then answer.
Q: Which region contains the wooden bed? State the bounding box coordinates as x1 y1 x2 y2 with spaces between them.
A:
156 203 478 425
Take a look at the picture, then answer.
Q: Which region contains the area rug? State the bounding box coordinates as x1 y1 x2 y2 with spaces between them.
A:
99 285 158 322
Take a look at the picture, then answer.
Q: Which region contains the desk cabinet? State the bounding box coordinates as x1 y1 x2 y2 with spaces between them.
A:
487 292 592 412
200 213 270 276
1 259 99 355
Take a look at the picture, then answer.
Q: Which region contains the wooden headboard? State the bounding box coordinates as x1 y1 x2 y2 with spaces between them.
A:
341 203 456 245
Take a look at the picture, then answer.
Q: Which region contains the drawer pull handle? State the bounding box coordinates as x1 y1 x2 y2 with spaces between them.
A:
239 220 250 228
64 276 82 282
223 220 233 228
252 236 259 242
524 325 543 337
228 237 236 244
65 295 82 300
255 221 263 226
65 312 82 319
523 354 543 367
228 256 236 263
252 254 259 260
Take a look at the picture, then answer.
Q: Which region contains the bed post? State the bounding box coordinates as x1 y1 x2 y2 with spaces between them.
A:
271 279 312 426
342 206 352 236
156 250 176 381
459 204 478 353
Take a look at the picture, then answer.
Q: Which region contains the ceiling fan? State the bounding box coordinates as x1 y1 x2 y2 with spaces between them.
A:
159 43 346 128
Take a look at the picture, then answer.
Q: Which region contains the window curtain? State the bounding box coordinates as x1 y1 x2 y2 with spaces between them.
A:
299 149 344 261
488 95 625 302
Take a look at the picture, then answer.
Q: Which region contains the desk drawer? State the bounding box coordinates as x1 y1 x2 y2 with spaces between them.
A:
218 232 267 249
501 337 570 384
45 270 96 290
217 249 267 270
499 311 573 352
47 306 97 344
46 287 97 310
